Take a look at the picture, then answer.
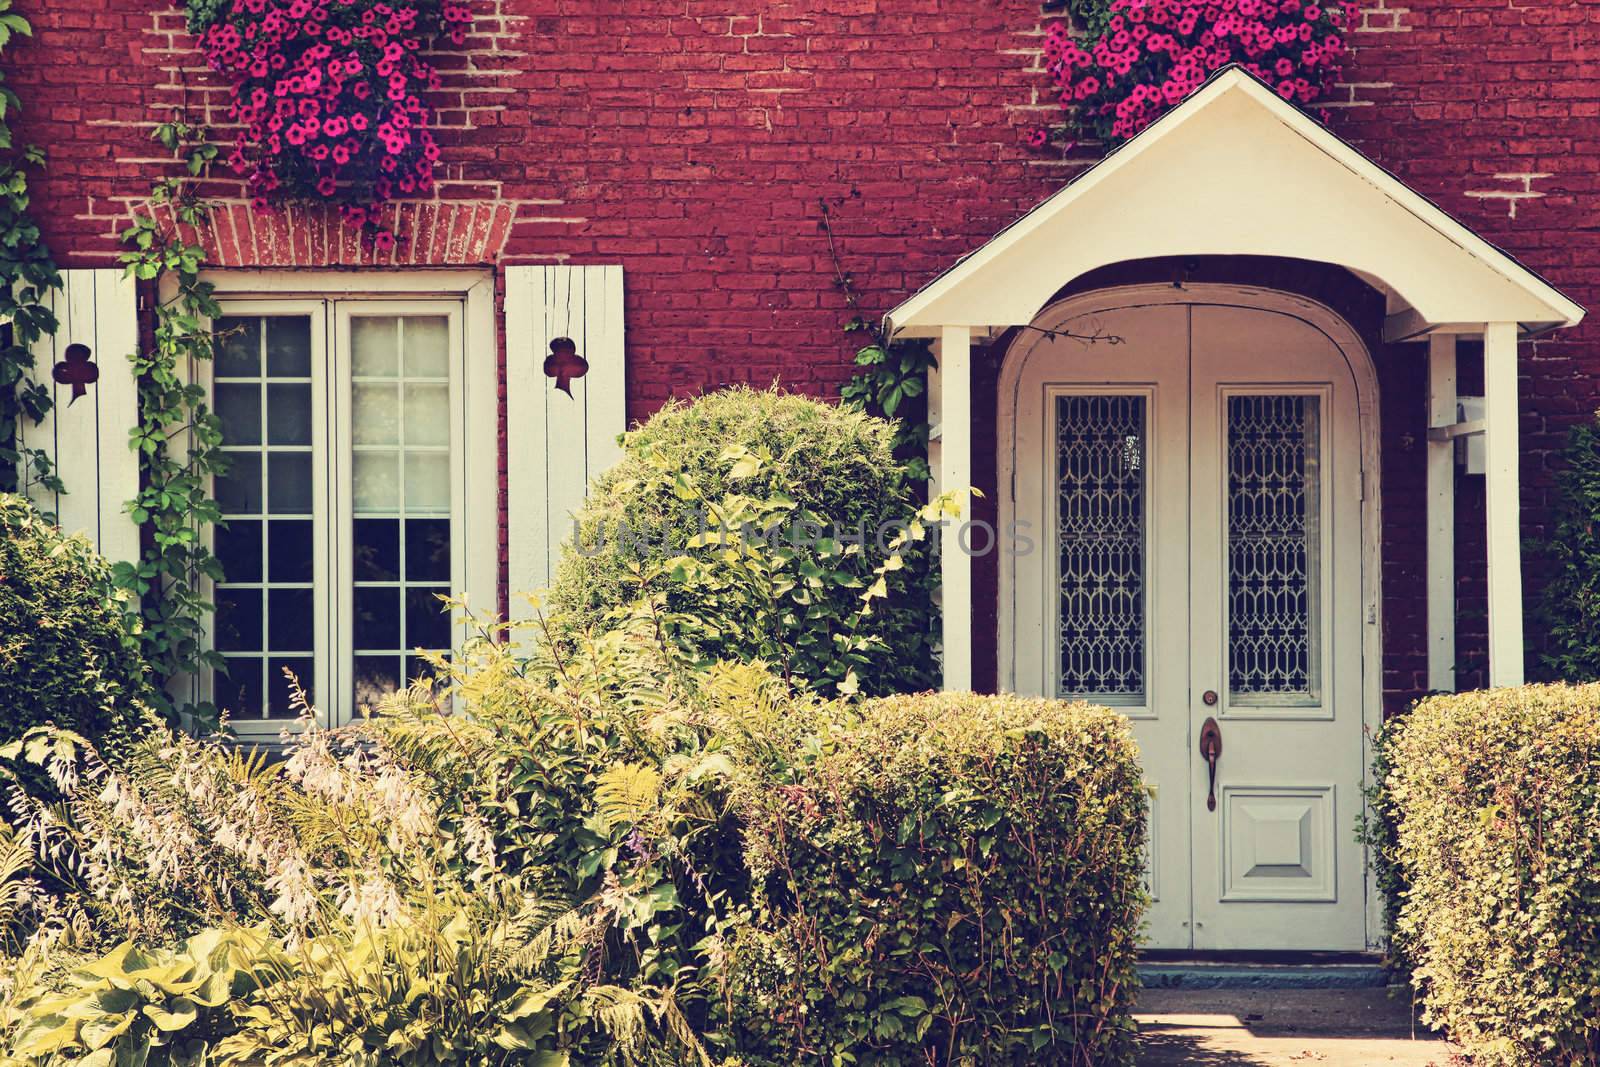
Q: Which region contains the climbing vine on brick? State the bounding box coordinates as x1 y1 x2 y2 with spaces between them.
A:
0 0 64 500
186 0 472 247
114 117 230 728
1034 0 1358 150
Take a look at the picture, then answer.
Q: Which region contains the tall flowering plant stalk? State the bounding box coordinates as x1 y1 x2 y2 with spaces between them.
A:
1039 0 1358 147
194 0 472 248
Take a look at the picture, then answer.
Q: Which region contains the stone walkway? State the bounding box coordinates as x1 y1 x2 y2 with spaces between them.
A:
1136 988 1458 1066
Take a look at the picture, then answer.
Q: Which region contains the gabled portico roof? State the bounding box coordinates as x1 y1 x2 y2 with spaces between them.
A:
885 67 1583 341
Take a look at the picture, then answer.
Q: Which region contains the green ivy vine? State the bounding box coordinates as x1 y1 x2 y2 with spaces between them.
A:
0 0 64 500
113 116 229 727
819 194 936 482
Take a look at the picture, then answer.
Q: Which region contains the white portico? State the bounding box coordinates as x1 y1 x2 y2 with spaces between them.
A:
885 66 1583 951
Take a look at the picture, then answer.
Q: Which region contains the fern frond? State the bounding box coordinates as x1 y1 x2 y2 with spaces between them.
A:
595 764 663 831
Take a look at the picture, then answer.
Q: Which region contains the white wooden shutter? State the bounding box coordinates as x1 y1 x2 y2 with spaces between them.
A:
504 264 625 615
16 268 141 563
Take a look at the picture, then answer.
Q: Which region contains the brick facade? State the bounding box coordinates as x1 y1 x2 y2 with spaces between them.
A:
10 0 1597 710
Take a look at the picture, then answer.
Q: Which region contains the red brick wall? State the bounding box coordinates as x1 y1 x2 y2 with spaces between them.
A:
8 0 1597 701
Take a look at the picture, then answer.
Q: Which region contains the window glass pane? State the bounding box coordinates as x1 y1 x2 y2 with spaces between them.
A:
353 452 400 511
404 453 450 512
402 316 449 377
268 453 313 513
267 657 314 719
1227 395 1321 702
267 316 312 376
403 383 449 446
216 453 262 515
354 655 401 716
404 518 450 582
268 588 315 651
1056 394 1146 700
214 588 262 652
352 383 400 445
215 317 261 377
406 654 444 687
351 316 399 377
217 658 264 720
354 518 400 580
215 519 262 584
354 586 402 649
267 519 314 582
405 588 450 650
214 384 261 445
266 383 313 445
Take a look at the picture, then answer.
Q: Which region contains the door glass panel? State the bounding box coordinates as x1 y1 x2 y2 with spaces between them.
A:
1226 394 1321 703
212 314 316 721
351 315 453 715
1056 394 1146 701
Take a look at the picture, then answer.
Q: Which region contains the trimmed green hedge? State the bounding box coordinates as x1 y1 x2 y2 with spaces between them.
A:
725 691 1147 1066
1537 413 1600 681
1373 684 1600 1065
0 493 150 769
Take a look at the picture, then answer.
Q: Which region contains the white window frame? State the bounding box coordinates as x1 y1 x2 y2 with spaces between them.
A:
179 271 497 735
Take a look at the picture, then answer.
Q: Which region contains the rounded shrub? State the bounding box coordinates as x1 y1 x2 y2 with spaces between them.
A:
1374 683 1600 1065
0 493 151 761
548 386 938 696
724 690 1148 1066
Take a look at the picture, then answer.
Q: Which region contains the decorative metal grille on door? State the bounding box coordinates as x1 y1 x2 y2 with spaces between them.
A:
1226 394 1321 701
1056 394 1146 699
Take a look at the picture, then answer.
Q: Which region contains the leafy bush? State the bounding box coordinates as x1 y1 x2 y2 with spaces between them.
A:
1537 413 1600 681
1 615 1147 1066
0 621 725 1065
724 691 1147 1066
549 387 939 696
0 494 151 770
1372 684 1600 1065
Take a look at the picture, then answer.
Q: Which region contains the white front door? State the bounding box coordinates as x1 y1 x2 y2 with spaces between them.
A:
1007 290 1370 951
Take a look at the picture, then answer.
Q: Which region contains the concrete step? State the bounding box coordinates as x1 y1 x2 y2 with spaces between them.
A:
1140 957 1390 989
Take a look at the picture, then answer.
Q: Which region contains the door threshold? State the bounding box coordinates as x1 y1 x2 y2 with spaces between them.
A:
1139 951 1390 989
1142 950 1383 965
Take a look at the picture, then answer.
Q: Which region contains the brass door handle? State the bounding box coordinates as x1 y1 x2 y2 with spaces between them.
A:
1199 717 1223 812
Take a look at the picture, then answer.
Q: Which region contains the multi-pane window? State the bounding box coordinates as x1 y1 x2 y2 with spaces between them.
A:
213 315 319 721
209 301 462 732
349 315 453 715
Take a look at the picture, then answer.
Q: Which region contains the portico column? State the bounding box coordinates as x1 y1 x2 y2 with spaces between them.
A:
1426 334 1457 692
1482 321 1525 687
936 324 972 691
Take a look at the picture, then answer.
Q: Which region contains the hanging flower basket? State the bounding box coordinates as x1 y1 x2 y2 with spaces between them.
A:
195 0 472 247
1038 0 1358 148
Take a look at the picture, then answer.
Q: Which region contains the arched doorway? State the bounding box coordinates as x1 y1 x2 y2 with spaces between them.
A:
998 283 1381 951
